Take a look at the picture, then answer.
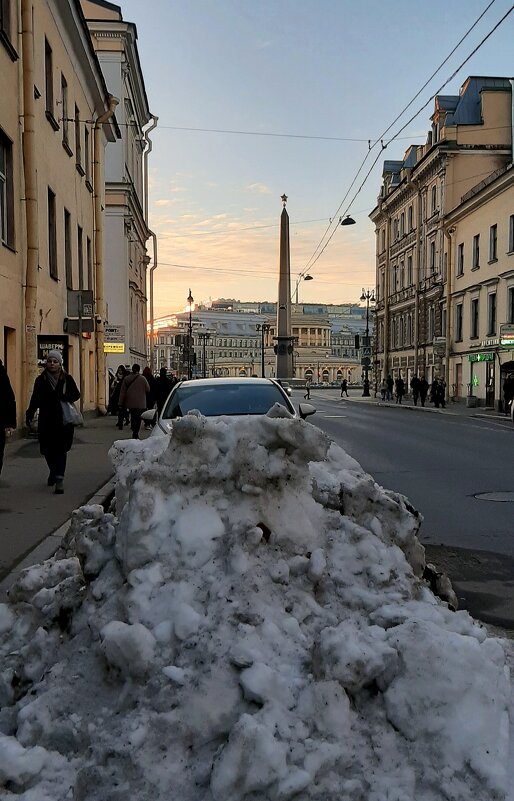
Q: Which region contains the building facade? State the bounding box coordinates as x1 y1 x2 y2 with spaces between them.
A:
1 0 117 419
83 0 153 371
370 76 513 404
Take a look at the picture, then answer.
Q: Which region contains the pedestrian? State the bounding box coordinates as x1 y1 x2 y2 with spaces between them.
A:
430 377 446 408
395 376 405 404
502 373 514 415
340 378 348 397
108 364 128 429
380 378 387 401
0 359 16 479
154 367 173 416
386 374 394 401
304 380 311 400
25 350 80 494
142 366 156 429
419 376 429 407
119 364 150 439
410 375 420 406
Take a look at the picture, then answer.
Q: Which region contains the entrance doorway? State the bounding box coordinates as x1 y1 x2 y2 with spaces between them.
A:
485 360 495 407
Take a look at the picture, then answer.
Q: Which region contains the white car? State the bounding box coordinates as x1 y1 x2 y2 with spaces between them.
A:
142 377 316 437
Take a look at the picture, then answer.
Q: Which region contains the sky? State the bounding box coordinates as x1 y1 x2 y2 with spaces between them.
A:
115 0 514 318
1 408 512 798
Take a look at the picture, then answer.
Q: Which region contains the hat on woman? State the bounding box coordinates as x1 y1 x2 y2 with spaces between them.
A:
46 349 63 364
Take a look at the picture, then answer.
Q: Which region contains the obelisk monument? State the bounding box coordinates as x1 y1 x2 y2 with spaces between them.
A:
275 194 294 379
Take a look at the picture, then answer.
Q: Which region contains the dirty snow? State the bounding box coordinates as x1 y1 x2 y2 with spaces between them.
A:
0 409 512 800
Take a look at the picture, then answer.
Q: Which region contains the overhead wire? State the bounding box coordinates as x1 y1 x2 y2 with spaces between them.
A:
300 0 513 278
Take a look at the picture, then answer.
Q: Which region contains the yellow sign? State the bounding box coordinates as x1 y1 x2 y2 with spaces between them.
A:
104 343 125 353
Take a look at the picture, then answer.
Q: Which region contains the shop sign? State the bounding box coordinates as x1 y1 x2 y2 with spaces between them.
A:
37 335 68 369
499 324 514 347
468 352 493 362
104 342 125 353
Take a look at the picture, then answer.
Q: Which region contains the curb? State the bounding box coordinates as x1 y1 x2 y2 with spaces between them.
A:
0 477 116 601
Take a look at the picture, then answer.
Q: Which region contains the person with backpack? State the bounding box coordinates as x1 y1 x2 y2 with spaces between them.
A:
119 364 150 439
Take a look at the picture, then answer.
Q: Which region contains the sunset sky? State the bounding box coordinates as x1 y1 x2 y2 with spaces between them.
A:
116 0 514 318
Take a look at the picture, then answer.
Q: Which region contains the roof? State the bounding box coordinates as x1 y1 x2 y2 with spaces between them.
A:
445 76 512 126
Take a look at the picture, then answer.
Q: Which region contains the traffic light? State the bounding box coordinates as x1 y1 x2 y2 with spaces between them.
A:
354 334 360 350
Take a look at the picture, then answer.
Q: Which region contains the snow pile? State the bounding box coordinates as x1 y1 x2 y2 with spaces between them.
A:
0 409 511 800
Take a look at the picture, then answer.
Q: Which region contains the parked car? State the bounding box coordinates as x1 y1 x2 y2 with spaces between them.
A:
141 377 316 437
277 380 292 396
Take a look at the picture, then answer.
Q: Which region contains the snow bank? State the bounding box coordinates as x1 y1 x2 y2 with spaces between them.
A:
0 410 511 800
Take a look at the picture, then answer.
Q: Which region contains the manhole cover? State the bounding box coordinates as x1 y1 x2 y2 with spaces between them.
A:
474 491 514 502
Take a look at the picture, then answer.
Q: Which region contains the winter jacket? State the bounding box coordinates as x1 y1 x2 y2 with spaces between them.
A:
119 373 150 410
26 370 80 456
0 362 16 429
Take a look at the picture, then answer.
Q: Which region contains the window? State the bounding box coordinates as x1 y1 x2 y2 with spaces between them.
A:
470 298 479 338
400 261 405 288
64 209 72 289
408 205 413 232
487 292 496 336
431 186 437 214
508 287 514 324
0 129 14 248
455 303 463 341
457 243 464 276
509 215 514 253
489 224 497 262
472 234 480 269
407 255 413 286
0 0 17 57
48 188 57 279
86 236 93 290
400 213 405 237
44 39 57 127
61 74 70 150
84 126 90 184
381 229 385 252
77 225 83 288
74 105 83 172
430 241 436 273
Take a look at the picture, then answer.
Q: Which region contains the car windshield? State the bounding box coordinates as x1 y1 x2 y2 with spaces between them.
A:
162 382 293 419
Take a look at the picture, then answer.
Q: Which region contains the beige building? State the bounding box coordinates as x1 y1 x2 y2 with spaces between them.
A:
1 0 117 420
370 76 513 406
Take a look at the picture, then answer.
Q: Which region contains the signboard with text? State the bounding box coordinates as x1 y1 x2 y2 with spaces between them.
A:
37 335 69 369
499 324 514 347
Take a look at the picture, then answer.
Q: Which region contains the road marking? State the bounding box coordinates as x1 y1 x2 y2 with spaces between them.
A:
321 415 348 418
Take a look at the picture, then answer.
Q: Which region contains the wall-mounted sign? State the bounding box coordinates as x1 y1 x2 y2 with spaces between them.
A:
104 325 126 343
37 335 68 369
468 352 494 362
104 342 125 353
499 324 514 347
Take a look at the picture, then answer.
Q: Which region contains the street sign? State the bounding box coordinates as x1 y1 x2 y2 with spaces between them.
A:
468 352 494 362
499 324 514 347
104 325 126 343
67 289 94 318
361 346 372 357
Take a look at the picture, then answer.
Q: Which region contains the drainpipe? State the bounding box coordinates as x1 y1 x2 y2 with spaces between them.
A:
444 226 455 405
143 115 158 371
21 0 38 410
510 80 514 164
94 95 119 413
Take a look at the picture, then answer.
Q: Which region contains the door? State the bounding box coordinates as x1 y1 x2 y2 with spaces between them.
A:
485 360 495 407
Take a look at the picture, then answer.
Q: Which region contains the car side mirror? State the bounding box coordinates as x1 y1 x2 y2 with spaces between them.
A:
298 403 316 420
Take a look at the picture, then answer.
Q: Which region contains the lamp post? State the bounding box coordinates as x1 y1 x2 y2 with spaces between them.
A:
292 274 314 304
198 330 212 378
360 288 375 397
187 289 194 380
256 322 271 377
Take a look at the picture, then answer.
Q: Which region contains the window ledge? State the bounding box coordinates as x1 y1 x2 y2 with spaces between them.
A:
62 141 73 157
488 258 498 265
1 240 16 253
456 271 464 278
0 31 18 61
469 336 479 341
76 163 85 177
85 179 93 193
45 111 60 131
471 265 480 271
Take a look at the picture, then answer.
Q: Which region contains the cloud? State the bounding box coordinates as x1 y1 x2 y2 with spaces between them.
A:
247 182 271 195
154 199 171 207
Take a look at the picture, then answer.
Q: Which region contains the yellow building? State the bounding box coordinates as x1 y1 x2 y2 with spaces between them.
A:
1 0 117 420
370 76 513 405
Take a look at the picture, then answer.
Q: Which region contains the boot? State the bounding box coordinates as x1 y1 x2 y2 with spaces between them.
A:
54 478 64 494
47 472 56 486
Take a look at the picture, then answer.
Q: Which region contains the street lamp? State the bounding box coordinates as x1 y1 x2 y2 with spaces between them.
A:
360 288 375 397
256 322 271 377
340 215 356 226
292 274 314 304
187 289 194 380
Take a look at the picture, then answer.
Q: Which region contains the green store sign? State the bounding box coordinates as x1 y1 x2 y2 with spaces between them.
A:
468 353 493 362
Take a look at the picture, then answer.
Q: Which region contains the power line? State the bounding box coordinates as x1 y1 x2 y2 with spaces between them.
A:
301 1 514 277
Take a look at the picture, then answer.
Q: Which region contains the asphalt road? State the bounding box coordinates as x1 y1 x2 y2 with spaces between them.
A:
302 390 514 630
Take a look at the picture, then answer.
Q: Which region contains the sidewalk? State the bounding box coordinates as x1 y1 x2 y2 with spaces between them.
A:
311 388 511 423
0 415 141 598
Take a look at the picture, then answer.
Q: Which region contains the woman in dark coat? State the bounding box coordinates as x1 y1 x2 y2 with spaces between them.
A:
0 359 17 478
26 350 80 494
108 364 129 429
154 367 173 415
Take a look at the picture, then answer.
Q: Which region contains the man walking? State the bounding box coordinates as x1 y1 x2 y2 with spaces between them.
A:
410 375 420 406
395 376 405 404
304 380 311 400
340 378 348 397
119 364 150 439
386 374 394 401
419 376 429 407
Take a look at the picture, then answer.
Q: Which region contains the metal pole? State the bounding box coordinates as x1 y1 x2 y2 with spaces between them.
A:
188 303 192 379
78 290 84 415
261 327 265 377
362 296 370 397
